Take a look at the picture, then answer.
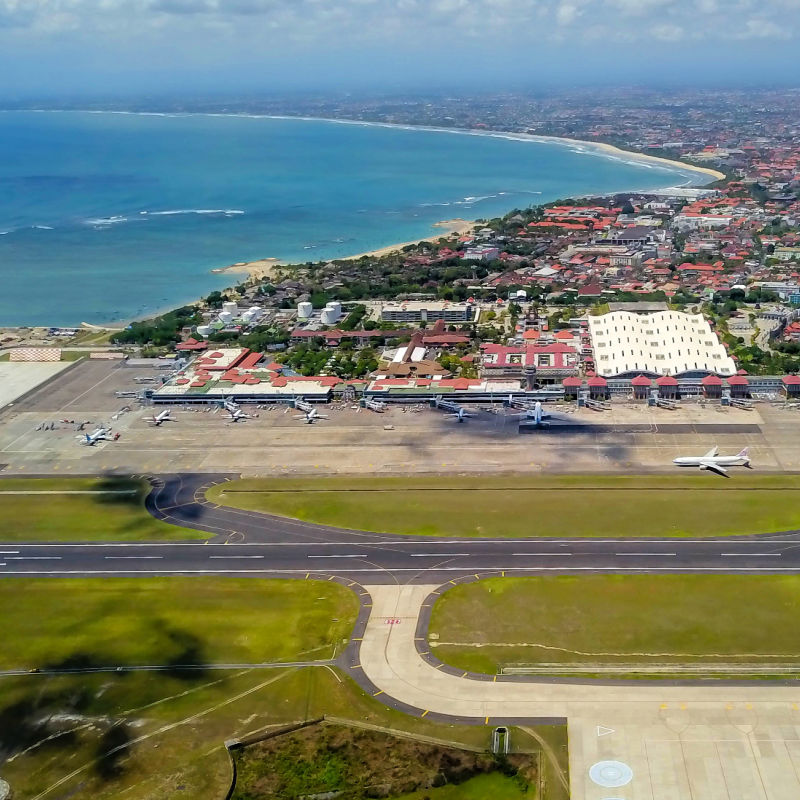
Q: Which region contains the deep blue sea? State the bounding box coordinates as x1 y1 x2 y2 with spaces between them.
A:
0 111 699 326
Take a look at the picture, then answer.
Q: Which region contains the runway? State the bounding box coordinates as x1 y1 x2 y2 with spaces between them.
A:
1 472 799 583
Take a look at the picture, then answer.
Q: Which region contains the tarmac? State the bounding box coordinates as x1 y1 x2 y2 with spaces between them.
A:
358 583 800 800
1 359 799 475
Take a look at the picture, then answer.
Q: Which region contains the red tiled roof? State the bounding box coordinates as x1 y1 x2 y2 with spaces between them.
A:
782 375 800 386
656 375 679 386
587 376 607 387
631 375 652 386
701 375 723 385
726 375 749 385
562 377 582 387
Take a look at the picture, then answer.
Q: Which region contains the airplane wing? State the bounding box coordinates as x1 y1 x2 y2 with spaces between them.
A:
699 461 729 476
702 446 719 459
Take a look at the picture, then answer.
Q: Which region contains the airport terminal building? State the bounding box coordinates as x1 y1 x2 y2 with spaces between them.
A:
587 310 737 379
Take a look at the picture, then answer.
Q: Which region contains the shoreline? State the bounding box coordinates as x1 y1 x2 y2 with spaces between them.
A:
7 109 726 327
24 108 726 183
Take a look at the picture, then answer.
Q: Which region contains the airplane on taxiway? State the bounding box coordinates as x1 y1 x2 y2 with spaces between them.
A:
672 446 751 476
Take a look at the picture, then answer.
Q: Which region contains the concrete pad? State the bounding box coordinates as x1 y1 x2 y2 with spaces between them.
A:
360 584 800 800
0 362 72 410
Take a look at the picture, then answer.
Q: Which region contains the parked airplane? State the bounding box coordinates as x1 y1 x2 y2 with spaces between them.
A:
78 427 112 446
673 446 751 476
362 399 387 413
432 397 474 423
516 401 551 428
295 408 329 424
286 398 314 414
225 407 252 423
143 409 173 426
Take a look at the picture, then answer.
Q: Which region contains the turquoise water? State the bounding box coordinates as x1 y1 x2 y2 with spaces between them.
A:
0 111 697 326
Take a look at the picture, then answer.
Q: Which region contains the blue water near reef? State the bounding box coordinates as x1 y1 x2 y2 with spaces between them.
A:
0 111 700 326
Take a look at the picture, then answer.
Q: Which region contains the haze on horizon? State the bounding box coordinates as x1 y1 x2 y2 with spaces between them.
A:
1 0 799 98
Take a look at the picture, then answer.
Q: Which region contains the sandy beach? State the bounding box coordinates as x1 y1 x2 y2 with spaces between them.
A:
216 218 477 281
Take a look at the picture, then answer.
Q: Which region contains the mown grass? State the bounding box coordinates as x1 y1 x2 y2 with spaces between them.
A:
0 665 564 800
208 474 800 538
0 476 207 541
429 575 800 675
0 577 358 671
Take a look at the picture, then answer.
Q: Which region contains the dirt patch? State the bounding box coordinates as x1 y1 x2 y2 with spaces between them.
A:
232 722 537 799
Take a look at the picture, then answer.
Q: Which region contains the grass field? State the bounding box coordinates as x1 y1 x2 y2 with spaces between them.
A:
0 476 207 541
0 577 359 671
429 575 800 676
208 474 800 538
0 578 567 799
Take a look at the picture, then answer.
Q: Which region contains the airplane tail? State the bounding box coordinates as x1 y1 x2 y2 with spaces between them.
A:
737 447 750 462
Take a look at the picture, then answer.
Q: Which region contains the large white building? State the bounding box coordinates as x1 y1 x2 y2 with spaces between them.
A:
588 311 737 378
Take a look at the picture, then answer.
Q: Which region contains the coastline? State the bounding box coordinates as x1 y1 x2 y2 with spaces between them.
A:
211 218 478 282
7 110 726 327
234 113 727 184
25 108 727 184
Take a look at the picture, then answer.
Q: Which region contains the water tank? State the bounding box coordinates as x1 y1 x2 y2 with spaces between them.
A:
248 306 262 315
196 324 213 337
241 312 254 325
297 301 313 319
326 301 342 317
218 311 234 325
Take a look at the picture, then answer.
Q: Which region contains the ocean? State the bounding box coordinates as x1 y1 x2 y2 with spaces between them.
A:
0 111 700 327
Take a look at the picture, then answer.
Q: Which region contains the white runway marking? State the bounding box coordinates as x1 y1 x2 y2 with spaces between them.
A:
307 554 368 559
410 553 470 557
208 555 264 559
513 552 573 556
6 556 62 560
615 552 677 556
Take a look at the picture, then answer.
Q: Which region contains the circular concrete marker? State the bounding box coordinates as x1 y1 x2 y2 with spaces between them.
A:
589 760 633 788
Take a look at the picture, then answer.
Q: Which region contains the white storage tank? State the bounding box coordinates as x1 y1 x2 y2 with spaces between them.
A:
196 324 213 337
218 311 234 325
320 306 339 325
326 300 342 317
297 301 313 320
248 306 263 316
222 301 238 315
241 312 254 325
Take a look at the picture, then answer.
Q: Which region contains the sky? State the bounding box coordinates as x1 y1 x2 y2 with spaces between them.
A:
1 0 799 97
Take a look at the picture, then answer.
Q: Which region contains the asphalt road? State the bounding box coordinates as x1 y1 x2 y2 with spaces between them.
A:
0 472 799 584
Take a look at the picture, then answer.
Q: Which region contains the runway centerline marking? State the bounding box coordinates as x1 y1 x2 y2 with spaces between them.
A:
410 553 470 557
6 556 62 560
512 553 573 557
307 554 368 559
615 552 677 556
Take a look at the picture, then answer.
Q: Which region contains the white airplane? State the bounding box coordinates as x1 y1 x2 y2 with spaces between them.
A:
143 409 173 427
295 408 329 424
673 446 751 476
362 399 387 413
516 401 551 428
431 396 474 422
286 398 314 414
78 427 112 446
225 407 252 423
